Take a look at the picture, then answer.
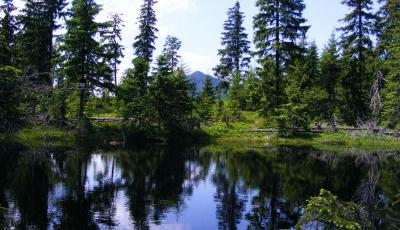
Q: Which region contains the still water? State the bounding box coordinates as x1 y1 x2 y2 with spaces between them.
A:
0 143 399 229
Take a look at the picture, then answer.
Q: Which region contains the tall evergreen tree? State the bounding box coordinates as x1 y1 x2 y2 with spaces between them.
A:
254 0 309 114
62 0 113 118
0 0 17 66
133 0 158 63
214 1 250 79
119 57 151 126
101 13 124 87
162 35 181 72
380 0 400 128
16 0 66 85
338 0 376 124
320 34 341 128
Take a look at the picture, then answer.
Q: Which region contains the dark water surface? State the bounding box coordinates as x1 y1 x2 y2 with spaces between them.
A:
0 143 399 229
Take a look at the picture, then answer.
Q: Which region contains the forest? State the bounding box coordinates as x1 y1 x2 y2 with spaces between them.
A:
0 0 399 140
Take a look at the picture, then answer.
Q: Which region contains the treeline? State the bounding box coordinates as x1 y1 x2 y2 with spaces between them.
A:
0 0 399 135
212 0 400 132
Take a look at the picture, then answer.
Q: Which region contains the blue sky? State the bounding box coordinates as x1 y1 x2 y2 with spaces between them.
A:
11 0 380 80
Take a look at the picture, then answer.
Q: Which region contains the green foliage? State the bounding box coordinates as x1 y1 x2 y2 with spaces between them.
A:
338 0 376 124
320 34 341 126
133 0 158 62
254 0 309 115
15 0 67 85
242 70 262 111
381 0 400 129
227 73 243 120
196 75 216 122
0 66 22 132
297 189 371 230
214 1 250 79
162 35 181 71
118 57 152 127
61 0 113 118
0 0 16 66
149 70 193 132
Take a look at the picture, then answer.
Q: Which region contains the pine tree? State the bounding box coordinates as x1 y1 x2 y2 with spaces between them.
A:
214 1 250 79
62 0 113 118
227 73 244 119
154 36 182 76
197 75 216 122
320 34 341 128
338 0 376 124
254 0 309 114
243 70 262 111
101 13 124 87
119 57 151 126
0 0 17 66
133 0 158 63
16 0 66 85
149 70 192 132
274 41 325 132
380 0 400 129
162 35 181 72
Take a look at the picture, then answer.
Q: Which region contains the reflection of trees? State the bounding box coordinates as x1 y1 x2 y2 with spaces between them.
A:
9 151 52 230
0 141 399 230
212 154 246 230
115 145 207 230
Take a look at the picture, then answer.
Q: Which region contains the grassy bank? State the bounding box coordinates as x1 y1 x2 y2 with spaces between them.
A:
202 111 400 152
1 110 400 152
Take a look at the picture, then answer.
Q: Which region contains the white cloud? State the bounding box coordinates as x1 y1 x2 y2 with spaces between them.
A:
181 51 217 75
156 0 196 17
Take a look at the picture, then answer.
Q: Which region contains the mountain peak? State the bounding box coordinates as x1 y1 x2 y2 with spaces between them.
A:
188 71 220 91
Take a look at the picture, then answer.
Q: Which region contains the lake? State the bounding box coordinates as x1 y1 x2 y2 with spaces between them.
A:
0 142 399 229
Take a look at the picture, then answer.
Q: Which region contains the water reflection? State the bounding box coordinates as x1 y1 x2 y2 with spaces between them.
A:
0 143 399 229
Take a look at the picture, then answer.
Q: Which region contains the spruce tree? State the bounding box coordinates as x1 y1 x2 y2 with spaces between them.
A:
162 35 181 72
254 0 309 114
119 57 151 126
197 76 216 122
133 0 158 63
214 1 250 79
62 0 113 118
0 0 17 66
338 0 376 124
101 13 124 87
16 0 66 85
320 34 341 128
380 0 400 129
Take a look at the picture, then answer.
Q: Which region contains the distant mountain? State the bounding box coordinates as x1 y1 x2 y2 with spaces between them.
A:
188 71 221 91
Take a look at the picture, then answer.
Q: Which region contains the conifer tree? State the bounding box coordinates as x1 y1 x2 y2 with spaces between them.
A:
162 35 181 72
254 0 309 114
215 1 250 79
380 0 400 128
320 34 341 128
101 13 124 87
62 0 113 118
243 70 262 111
338 0 376 124
16 0 66 85
197 75 216 122
133 0 158 63
0 0 17 66
154 36 182 75
119 57 151 126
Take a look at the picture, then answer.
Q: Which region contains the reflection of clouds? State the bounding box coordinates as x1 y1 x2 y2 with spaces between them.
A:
151 223 191 230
